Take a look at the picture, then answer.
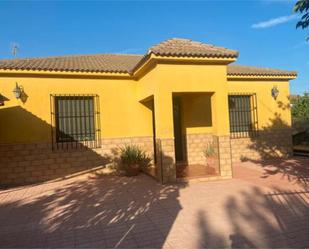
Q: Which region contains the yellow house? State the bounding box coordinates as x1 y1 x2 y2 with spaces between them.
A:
0 38 297 186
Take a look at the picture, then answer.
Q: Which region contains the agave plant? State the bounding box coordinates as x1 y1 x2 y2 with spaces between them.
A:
120 145 151 176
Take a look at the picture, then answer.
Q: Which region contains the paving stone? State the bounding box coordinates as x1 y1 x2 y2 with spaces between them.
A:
0 163 308 249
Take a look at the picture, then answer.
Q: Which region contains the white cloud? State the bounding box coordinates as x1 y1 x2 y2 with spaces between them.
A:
252 14 299 29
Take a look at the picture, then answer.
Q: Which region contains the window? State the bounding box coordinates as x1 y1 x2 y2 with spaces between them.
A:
228 94 258 138
50 94 101 149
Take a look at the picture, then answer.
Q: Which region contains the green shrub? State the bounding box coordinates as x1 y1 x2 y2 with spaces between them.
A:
291 93 309 119
120 145 151 176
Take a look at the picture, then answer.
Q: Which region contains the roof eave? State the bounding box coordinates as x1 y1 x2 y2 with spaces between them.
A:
131 53 238 79
0 69 132 78
227 74 297 81
151 54 238 62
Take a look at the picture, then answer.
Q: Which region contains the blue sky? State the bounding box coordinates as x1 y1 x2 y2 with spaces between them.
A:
0 0 308 94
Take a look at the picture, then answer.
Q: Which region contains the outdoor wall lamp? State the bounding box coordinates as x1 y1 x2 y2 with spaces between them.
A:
13 83 23 99
271 86 279 100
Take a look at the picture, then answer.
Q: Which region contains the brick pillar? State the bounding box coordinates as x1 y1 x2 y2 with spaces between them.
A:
214 135 233 179
155 138 176 184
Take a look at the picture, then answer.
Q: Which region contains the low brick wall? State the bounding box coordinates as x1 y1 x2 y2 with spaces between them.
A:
3 129 291 186
155 135 230 183
230 129 293 163
0 136 154 186
185 133 213 165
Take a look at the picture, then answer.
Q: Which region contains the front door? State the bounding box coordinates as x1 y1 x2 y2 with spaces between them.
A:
173 97 184 163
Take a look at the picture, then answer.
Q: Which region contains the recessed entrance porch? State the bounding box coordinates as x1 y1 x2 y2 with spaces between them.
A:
172 93 220 179
140 91 232 183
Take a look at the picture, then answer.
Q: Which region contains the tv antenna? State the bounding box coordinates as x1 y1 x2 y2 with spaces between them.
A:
11 43 19 58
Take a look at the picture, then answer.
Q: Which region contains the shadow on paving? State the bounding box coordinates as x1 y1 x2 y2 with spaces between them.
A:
197 186 309 249
241 157 309 188
0 175 186 248
0 175 308 248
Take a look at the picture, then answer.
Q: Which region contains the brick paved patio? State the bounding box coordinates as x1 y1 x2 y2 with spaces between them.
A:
0 158 308 248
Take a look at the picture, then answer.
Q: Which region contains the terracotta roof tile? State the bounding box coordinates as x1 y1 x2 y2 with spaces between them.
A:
227 64 297 77
0 54 143 73
149 38 238 58
0 38 296 78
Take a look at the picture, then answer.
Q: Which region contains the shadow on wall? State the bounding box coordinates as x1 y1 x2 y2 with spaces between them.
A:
0 106 51 142
276 100 291 111
154 139 176 183
0 106 132 187
243 113 292 159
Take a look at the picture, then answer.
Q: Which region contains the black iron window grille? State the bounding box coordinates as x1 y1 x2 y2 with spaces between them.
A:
50 94 101 149
228 93 258 138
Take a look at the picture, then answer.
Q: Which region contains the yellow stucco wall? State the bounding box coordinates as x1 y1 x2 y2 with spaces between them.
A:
227 80 291 129
0 76 153 143
138 63 231 137
0 60 293 144
180 93 213 135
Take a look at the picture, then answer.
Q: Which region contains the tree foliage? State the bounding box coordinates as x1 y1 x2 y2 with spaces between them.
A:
291 93 309 119
294 0 309 40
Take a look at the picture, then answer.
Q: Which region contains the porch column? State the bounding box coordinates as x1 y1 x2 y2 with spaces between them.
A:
153 92 176 183
211 91 233 179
